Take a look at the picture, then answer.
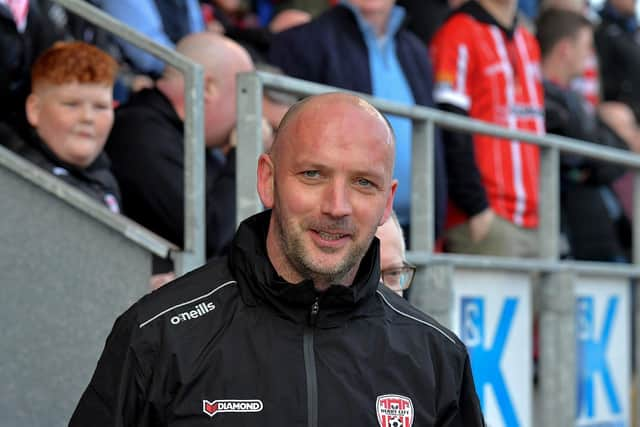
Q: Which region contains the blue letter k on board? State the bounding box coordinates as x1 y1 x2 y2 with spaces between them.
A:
576 296 621 418
462 297 519 427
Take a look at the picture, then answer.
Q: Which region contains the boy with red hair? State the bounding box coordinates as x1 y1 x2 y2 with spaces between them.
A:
2 41 121 212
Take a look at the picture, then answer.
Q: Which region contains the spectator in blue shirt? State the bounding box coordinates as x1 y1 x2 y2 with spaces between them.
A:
269 0 447 243
100 0 205 76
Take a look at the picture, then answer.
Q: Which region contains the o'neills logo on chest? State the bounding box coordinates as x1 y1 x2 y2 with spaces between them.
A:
170 302 215 325
377 394 414 427
203 399 263 417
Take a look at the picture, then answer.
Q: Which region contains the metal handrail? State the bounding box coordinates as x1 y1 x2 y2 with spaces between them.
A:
238 70 640 265
52 0 206 275
0 144 178 257
255 71 640 167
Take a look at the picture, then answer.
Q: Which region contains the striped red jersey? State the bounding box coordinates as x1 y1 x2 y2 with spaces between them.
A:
431 8 545 228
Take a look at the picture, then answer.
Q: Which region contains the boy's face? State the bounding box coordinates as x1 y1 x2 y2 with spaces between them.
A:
26 82 114 168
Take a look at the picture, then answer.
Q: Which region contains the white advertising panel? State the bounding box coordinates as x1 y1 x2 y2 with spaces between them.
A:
452 269 532 427
575 276 631 427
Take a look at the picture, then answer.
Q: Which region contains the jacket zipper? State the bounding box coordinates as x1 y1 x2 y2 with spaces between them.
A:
304 297 319 427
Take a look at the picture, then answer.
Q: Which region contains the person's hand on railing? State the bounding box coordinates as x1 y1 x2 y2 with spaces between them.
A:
469 208 495 243
597 102 640 152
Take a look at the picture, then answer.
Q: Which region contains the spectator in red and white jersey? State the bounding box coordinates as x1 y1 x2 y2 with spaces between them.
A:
431 0 545 257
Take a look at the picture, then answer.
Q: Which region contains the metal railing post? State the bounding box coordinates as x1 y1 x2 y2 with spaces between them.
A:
236 73 265 225
536 144 575 427
410 120 435 253
633 170 640 426
538 146 560 259
408 120 453 327
535 270 576 427
175 64 206 274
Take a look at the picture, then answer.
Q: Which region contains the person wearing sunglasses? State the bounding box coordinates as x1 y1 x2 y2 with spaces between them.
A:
376 210 416 296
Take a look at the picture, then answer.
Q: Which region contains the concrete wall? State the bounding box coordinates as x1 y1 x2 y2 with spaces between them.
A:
0 155 172 426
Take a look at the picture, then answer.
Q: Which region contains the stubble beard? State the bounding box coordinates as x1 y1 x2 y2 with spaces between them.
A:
274 208 372 287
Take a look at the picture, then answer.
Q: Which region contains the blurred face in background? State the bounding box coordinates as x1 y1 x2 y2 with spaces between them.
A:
567 26 593 80
376 217 406 295
347 0 395 17
611 0 636 16
26 82 114 168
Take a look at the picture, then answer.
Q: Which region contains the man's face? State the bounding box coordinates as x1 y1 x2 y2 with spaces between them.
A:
203 50 254 148
258 97 397 288
376 218 405 296
348 0 395 16
27 83 114 168
568 27 593 80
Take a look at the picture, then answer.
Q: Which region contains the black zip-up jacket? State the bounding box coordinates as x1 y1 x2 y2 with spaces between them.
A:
70 211 484 426
105 88 236 258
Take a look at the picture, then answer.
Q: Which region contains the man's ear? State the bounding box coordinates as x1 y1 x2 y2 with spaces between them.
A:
204 74 218 101
257 153 275 208
25 93 41 128
380 179 398 226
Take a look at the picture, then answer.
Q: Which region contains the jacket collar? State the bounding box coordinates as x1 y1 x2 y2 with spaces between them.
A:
454 1 518 39
229 210 383 328
23 126 114 179
123 87 183 131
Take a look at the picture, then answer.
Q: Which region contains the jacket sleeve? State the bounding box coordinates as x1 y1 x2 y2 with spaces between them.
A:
430 22 489 218
69 310 148 426
439 104 489 217
545 86 627 185
588 118 628 185
446 353 486 426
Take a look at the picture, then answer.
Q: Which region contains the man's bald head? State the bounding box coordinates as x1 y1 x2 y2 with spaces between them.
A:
256 93 398 289
165 32 253 81
158 33 254 147
271 93 395 165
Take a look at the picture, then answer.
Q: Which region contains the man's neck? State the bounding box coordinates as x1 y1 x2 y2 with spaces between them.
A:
542 58 570 87
477 0 516 29
156 78 186 120
356 7 392 37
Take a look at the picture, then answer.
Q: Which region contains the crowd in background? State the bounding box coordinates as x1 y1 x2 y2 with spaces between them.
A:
2 0 640 290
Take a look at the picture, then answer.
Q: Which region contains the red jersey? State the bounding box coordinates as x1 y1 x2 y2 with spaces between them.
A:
431 5 544 228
